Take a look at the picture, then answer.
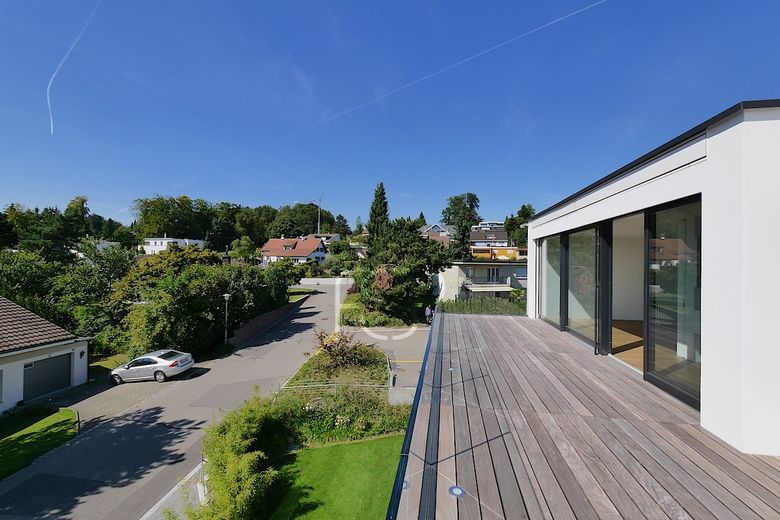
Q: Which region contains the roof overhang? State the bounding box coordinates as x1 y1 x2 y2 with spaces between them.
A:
530 99 780 221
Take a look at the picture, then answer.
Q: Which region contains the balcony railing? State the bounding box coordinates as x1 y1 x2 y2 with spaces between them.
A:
464 276 511 285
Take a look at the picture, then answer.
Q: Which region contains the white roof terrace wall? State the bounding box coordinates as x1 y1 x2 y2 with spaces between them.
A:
527 106 780 456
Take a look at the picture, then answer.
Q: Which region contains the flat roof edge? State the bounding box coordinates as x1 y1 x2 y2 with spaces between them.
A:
530 99 780 221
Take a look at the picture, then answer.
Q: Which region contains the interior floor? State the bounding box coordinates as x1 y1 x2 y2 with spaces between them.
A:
611 319 644 372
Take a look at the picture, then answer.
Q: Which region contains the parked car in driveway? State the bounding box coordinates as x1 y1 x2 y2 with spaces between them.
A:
111 350 194 385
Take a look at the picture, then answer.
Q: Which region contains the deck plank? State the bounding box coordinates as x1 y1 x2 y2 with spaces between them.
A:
396 313 780 520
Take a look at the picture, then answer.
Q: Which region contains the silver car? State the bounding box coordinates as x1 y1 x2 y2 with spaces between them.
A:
111 350 194 385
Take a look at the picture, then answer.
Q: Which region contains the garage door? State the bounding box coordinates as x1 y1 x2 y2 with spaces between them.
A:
23 353 72 400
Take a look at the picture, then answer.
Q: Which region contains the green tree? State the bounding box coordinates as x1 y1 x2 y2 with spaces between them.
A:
134 195 212 239
367 182 389 250
354 216 363 235
413 211 426 228
504 203 535 247
62 196 90 243
332 214 352 237
109 226 139 249
0 211 17 248
354 218 449 322
442 193 481 261
228 236 257 263
262 259 304 305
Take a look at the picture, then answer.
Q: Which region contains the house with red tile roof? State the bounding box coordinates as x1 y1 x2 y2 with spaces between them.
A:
0 297 89 413
260 236 326 265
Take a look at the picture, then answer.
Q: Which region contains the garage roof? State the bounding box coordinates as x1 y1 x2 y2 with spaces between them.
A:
0 297 77 354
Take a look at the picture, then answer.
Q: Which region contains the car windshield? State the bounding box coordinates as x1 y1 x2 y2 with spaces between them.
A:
158 350 182 360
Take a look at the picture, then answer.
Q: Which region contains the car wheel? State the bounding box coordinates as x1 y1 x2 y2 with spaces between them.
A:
111 374 123 385
154 371 166 383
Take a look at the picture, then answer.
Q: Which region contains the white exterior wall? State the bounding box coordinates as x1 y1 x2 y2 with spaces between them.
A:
141 238 205 255
527 107 780 455
0 340 89 413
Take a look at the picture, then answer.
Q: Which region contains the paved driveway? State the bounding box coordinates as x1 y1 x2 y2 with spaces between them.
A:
0 286 347 520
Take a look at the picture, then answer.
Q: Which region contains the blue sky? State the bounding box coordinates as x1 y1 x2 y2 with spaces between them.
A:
2 1 779 226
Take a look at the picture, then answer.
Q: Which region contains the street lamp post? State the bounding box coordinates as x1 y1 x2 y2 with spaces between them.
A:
223 293 232 345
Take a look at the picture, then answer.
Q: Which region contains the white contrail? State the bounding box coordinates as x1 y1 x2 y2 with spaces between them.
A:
46 0 104 135
294 0 607 136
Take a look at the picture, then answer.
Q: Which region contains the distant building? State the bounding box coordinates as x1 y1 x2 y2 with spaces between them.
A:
469 227 509 247
0 297 89 413
140 235 205 255
260 236 326 265
419 223 455 247
435 260 527 301
470 245 527 261
304 233 341 246
470 220 505 231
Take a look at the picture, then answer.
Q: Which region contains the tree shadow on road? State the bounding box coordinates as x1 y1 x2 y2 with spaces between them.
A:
0 406 204 520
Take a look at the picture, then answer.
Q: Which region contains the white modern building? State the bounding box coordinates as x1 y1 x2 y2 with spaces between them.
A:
526 100 780 455
140 236 205 255
0 298 89 413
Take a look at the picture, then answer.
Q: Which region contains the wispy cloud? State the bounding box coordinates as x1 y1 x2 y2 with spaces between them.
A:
292 0 607 136
46 0 103 135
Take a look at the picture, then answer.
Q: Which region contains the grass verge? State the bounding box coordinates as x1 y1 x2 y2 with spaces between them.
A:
270 434 403 520
88 353 129 380
288 288 320 303
0 407 78 480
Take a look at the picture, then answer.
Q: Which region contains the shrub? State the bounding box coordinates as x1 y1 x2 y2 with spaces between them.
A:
339 294 407 327
186 395 292 520
313 329 375 368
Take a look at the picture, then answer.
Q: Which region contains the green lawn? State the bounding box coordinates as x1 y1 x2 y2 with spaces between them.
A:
0 407 78 480
88 353 129 380
271 434 403 520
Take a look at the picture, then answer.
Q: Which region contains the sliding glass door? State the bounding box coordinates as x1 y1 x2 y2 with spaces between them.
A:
540 236 561 324
646 197 702 406
566 227 598 342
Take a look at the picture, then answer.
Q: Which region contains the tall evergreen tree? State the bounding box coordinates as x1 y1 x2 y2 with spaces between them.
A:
413 211 427 228
354 216 363 234
367 182 389 248
332 214 352 237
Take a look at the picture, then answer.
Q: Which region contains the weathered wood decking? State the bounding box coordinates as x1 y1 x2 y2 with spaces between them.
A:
393 313 780 519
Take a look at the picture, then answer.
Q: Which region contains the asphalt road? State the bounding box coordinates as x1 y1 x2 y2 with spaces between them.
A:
0 286 347 520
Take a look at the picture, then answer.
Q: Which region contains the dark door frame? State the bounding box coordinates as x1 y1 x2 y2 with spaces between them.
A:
643 194 702 410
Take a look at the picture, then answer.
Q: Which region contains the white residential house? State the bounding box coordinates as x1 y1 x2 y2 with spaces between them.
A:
0 298 89 413
435 261 527 301
526 99 780 456
140 235 205 255
260 236 326 265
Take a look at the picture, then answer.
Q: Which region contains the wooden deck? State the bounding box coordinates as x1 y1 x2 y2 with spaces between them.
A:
392 313 780 519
